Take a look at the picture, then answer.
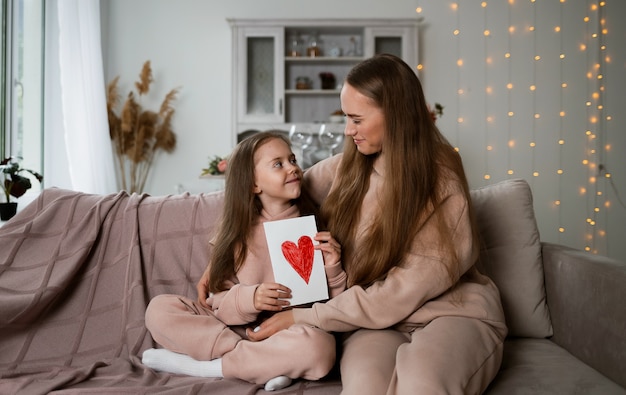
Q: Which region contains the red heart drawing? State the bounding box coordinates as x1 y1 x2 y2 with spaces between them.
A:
281 235 314 284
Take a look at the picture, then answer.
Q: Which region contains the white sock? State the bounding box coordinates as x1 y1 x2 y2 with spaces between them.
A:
264 375 292 391
142 348 223 378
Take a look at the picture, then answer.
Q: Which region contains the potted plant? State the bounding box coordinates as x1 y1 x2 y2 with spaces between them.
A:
0 156 43 221
201 155 228 176
106 60 178 193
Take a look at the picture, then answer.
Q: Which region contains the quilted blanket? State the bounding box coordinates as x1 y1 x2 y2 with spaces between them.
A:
0 188 341 394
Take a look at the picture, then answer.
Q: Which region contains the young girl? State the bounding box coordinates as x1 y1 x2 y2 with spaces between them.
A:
142 131 345 391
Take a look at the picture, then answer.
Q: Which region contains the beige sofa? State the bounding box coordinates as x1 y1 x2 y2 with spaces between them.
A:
0 178 624 394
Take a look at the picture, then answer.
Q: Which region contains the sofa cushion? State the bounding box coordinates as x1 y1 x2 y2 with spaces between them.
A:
470 179 552 338
484 338 626 394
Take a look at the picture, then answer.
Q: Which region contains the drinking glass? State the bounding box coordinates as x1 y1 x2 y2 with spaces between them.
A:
318 123 345 158
289 124 314 167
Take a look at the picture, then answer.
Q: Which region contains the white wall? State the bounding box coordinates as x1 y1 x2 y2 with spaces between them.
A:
101 0 626 262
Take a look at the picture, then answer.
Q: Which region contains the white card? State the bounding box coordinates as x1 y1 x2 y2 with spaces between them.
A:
263 215 329 306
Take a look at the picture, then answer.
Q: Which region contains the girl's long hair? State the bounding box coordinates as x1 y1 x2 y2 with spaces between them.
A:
208 131 317 292
321 53 477 288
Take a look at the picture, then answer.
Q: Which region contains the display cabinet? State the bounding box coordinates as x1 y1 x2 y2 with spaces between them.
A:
228 18 420 149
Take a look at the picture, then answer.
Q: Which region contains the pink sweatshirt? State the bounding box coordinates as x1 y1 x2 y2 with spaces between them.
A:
295 154 507 337
206 204 347 325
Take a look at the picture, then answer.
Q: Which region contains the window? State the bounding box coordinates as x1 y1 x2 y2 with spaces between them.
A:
1 0 44 196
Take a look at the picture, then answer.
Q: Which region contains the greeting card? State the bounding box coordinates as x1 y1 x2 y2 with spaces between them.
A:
263 215 329 306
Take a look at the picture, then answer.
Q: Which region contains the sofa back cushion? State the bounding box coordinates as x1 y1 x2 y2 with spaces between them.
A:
143 179 552 339
172 180 552 338
470 178 553 338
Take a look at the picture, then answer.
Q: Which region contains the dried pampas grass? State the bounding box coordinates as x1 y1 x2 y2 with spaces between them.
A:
107 60 179 193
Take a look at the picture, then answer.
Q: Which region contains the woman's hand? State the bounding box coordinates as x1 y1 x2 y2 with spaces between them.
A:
246 309 295 341
315 231 342 266
196 266 211 308
254 283 292 311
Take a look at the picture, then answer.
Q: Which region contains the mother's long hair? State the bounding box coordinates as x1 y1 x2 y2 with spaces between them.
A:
321 53 476 287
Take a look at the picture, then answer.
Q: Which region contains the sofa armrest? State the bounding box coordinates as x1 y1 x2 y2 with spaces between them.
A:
541 242 626 388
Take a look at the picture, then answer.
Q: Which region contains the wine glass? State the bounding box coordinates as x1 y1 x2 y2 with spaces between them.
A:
318 123 345 158
289 124 314 167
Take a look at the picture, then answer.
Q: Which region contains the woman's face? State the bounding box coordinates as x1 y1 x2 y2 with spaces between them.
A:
340 82 385 155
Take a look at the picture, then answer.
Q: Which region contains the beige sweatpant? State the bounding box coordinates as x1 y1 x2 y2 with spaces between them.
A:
144 294 336 384
339 316 505 395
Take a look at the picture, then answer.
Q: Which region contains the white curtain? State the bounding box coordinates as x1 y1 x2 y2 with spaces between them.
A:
44 0 117 194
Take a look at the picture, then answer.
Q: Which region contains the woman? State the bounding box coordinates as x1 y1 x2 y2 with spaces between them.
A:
245 54 508 394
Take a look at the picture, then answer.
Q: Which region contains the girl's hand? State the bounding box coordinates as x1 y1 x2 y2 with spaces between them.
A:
315 231 342 266
246 309 295 341
254 283 292 311
196 266 211 308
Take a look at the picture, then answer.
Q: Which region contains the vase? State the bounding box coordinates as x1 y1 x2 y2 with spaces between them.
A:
319 72 336 90
0 202 18 221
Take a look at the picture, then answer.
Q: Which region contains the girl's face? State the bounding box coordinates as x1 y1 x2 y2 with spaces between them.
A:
253 138 303 210
340 82 385 155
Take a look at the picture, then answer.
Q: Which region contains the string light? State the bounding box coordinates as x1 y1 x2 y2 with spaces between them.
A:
581 0 611 253
594 1 611 252
530 1 541 185
415 0 621 256
483 1 491 183
506 1 513 179
454 1 461 151
558 0 565 241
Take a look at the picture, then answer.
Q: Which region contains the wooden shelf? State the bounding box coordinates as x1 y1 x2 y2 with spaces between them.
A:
285 56 365 63
285 89 341 95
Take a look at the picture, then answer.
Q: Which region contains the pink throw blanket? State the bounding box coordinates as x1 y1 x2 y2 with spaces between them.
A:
0 188 340 394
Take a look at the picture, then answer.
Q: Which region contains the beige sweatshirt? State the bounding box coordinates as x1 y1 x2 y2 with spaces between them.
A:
207 204 347 326
295 154 507 337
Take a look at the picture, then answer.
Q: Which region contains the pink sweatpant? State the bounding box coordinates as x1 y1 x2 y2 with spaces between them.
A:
339 316 505 395
145 294 336 384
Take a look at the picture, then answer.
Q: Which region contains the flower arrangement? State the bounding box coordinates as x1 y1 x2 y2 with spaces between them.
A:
106 61 179 193
201 156 228 176
1 157 43 203
429 102 444 122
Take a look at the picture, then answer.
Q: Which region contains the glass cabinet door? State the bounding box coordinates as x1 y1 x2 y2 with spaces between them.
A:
364 26 418 68
234 26 284 124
